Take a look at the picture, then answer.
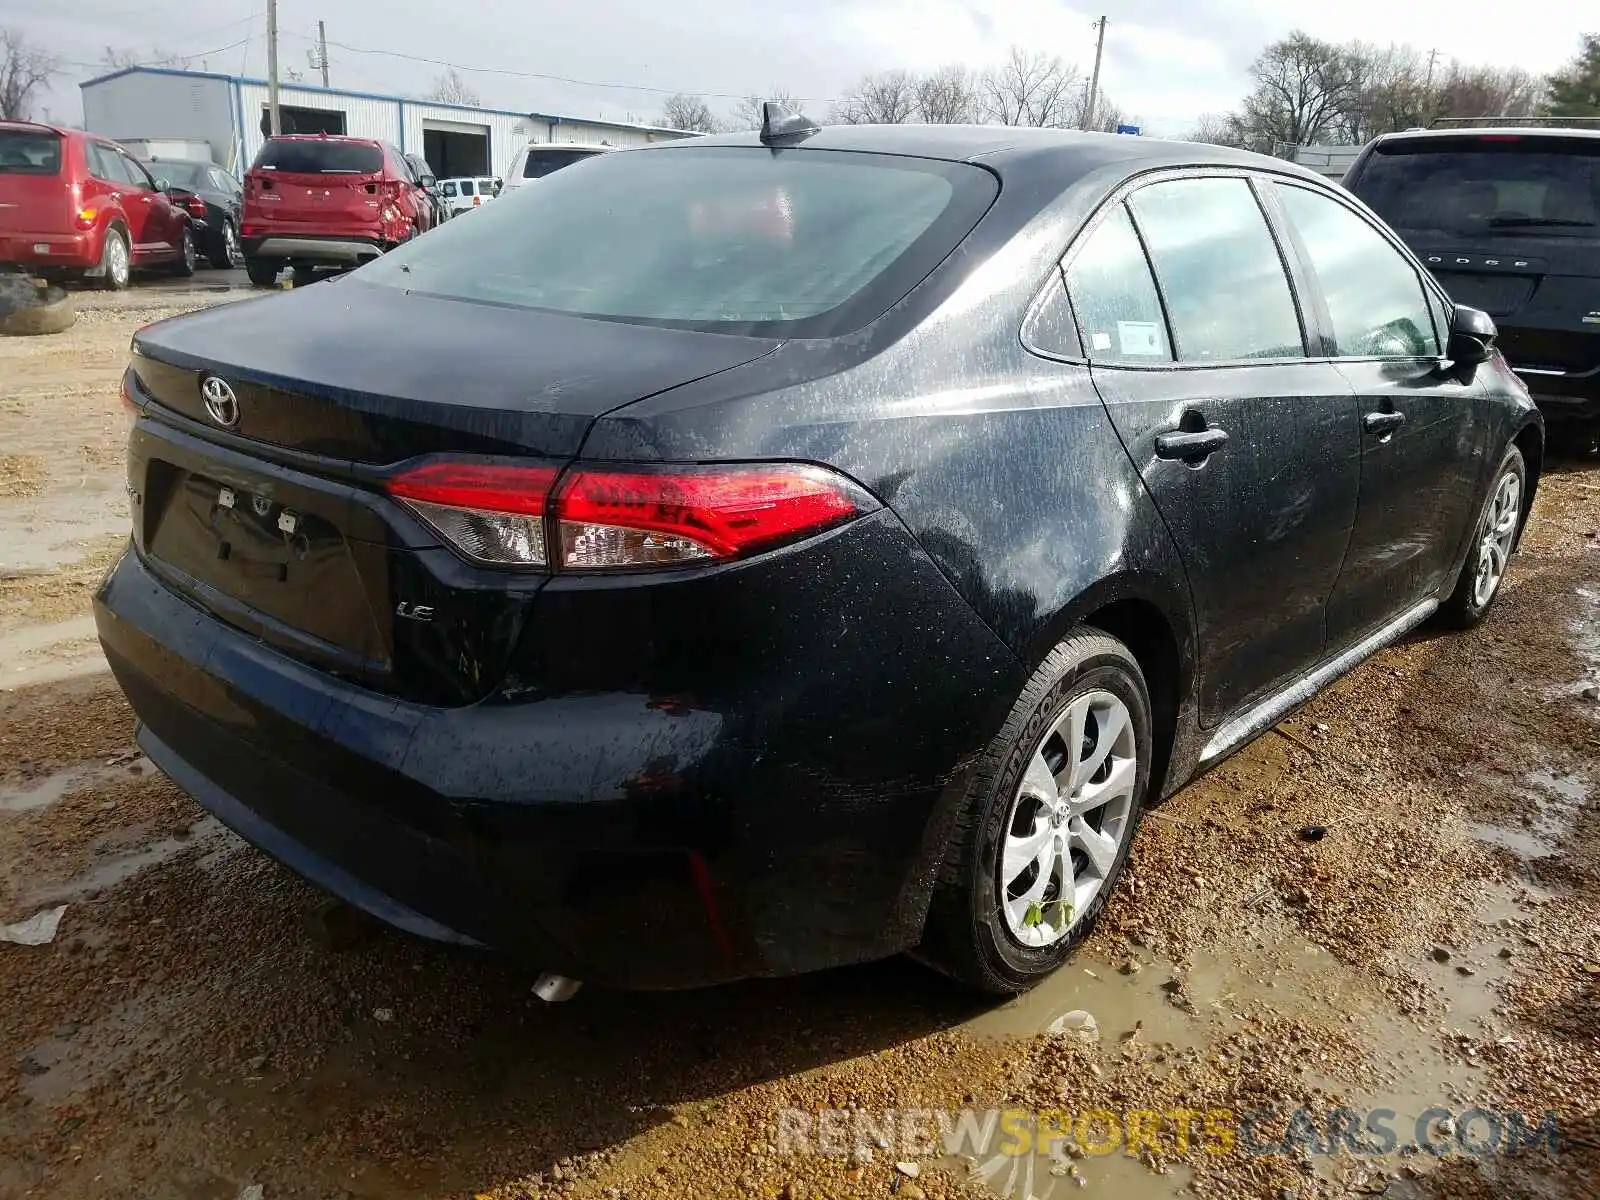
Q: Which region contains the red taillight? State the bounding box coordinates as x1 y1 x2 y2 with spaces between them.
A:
384 460 872 571
74 208 97 230
555 465 865 567
183 196 207 219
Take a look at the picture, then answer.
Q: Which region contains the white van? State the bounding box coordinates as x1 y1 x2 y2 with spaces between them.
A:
437 177 502 218
501 143 613 194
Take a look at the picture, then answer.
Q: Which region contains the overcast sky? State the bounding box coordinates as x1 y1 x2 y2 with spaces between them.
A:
9 0 1590 137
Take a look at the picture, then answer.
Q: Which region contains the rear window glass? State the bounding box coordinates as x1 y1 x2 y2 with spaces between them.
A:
522 148 602 179
152 160 210 189
359 146 996 338
252 139 383 174
1352 137 1600 238
0 130 62 175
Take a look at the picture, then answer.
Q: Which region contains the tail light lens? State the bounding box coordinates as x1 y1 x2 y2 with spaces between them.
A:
74 208 97 230
384 460 874 571
183 196 208 219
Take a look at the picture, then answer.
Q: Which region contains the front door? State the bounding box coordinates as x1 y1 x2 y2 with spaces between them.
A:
116 149 185 261
1065 176 1361 726
1271 182 1492 647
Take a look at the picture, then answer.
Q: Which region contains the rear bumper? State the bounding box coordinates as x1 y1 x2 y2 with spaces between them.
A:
1514 369 1600 423
242 235 383 265
95 517 1021 988
0 230 96 270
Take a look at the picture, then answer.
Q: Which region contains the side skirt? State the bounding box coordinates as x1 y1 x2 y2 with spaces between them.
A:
1198 598 1439 766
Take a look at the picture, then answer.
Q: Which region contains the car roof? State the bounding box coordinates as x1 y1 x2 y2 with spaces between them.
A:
653 124 1329 184
0 118 74 138
265 134 382 146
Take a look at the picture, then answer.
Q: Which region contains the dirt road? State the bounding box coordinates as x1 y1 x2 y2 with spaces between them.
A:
2 293 1597 1200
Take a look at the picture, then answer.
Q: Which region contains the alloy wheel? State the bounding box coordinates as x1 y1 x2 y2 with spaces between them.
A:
225 221 243 267
107 235 129 287
999 689 1137 948
1472 470 1521 609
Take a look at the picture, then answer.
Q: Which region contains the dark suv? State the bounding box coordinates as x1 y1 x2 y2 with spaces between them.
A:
1345 123 1600 439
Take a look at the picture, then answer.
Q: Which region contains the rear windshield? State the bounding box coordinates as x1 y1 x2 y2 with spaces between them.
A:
521 148 602 179
1352 136 1600 238
0 130 62 175
252 139 383 174
358 146 996 337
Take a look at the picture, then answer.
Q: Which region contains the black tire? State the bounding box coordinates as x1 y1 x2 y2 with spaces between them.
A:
208 220 242 270
98 226 130 291
919 629 1152 994
245 257 280 287
291 266 318 288
170 226 196 277
1438 444 1527 629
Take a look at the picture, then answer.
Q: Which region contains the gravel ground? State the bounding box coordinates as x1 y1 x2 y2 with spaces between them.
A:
1 297 1597 1200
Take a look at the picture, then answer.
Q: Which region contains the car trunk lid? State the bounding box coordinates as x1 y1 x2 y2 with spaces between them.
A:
126 280 780 703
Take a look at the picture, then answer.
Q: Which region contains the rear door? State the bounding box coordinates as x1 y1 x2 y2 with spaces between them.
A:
1070 173 1361 725
86 141 152 252
115 147 185 259
1272 180 1490 647
0 126 70 237
1347 133 1600 407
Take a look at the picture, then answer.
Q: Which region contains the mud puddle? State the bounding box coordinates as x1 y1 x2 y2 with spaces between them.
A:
0 753 150 813
1466 768 1591 860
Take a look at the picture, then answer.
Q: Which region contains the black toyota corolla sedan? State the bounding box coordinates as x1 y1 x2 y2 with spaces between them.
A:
96 113 1542 995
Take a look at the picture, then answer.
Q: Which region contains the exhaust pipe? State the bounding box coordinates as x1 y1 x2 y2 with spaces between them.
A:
532 973 583 1003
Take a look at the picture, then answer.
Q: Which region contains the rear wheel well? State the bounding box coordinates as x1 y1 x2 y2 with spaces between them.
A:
1512 422 1542 528
1081 599 1181 801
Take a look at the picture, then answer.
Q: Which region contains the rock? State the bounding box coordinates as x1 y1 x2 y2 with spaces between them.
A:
1581 685 1600 701
1456 965 1476 977
780 1184 807 1200
899 1185 926 1200
1429 945 1452 963
244 1054 268 1073
895 1162 920 1178
1298 825 1328 842
18 1054 48 1077
237 1187 265 1200
1498 948 1514 959
1046 1010 1099 1041
372 1008 394 1023
1119 959 1141 976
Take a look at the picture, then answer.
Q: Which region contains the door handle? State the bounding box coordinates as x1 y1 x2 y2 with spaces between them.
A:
1155 427 1229 461
1364 410 1406 435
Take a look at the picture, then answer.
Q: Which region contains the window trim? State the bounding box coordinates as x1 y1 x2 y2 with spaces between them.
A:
1269 179 1451 364
1057 165 1331 374
1019 264 1083 362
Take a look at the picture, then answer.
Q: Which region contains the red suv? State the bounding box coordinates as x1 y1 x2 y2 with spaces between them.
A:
240 135 435 286
0 120 195 288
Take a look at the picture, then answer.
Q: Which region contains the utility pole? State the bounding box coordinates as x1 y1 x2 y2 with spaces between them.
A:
1425 47 1438 92
266 0 281 135
316 20 330 88
1082 15 1107 131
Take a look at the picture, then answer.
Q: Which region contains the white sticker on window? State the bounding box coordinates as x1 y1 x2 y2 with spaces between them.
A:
1091 331 1113 351
1117 321 1163 356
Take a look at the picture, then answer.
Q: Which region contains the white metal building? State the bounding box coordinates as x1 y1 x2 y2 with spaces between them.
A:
79 67 693 178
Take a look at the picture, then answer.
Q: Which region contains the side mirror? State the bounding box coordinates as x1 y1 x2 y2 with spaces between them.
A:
420 174 436 189
1446 303 1496 367
154 177 171 193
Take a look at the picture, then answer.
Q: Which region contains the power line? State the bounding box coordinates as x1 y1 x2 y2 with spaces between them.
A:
279 32 843 104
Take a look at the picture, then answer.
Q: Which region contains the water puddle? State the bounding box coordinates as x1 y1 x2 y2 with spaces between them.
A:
1465 769 1590 860
0 756 151 814
25 817 227 906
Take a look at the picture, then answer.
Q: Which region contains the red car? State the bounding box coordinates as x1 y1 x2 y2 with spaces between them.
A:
0 120 195 288
240 135 435 286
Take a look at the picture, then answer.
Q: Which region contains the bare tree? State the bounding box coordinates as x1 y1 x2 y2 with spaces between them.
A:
1073 92 1126 133
729 89 801 130
913 64 978 124
103 46 192 70
428 68 480 107
0 29 60 121
1185 112 1243 145
1230 32 1361 154
658 93 720 134
1434 62 1543 122
834 70 917 124
978 46 1080 127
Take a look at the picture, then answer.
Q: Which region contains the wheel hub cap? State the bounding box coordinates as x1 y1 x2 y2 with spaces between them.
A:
1473 470 1520 609
999 689 1137 948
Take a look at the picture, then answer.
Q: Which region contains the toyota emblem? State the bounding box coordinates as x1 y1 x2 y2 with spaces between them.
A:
200 375 240 428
